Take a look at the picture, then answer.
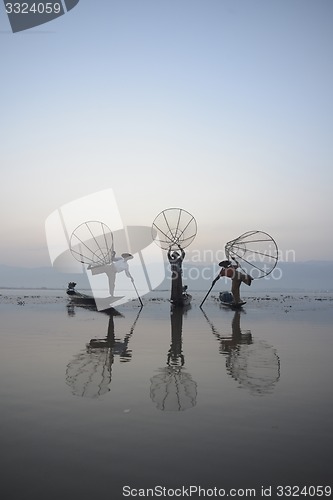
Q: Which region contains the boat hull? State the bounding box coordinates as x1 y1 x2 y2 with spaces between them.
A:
219 291 246 308
171 293 192 307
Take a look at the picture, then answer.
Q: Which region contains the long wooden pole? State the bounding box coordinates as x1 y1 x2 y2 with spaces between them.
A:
131 279 143 307
200 276 219 308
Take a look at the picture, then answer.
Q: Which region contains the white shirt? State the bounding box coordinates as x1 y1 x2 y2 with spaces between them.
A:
112 257 129 274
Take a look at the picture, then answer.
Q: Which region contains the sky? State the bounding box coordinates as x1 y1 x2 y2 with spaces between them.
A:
1 0 333 269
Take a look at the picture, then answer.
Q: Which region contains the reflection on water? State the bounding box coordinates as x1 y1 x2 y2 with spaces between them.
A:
150 306 198 411
65 300 280 402
202 309 281 395
66 304 142 398
1 291 332 495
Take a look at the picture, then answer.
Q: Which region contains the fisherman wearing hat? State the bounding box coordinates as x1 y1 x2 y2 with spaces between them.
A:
213 258 252 305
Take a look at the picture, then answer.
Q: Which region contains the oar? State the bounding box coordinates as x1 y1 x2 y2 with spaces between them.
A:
131 278 143 307
200 276 219 308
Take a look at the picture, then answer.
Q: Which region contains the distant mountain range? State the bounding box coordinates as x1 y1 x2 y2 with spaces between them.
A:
1 261 333 292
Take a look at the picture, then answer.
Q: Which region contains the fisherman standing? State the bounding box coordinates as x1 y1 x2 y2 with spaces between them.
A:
167 245 185 306
213 259 252 305
88 252 134 296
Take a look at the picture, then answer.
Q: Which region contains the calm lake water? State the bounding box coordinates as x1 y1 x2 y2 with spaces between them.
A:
1 289 332 499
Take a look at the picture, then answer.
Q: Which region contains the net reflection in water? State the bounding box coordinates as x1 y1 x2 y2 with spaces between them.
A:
66 307 141 398
226 340 281 395
150 367 197 411
203 309 280 396
66 347 113 398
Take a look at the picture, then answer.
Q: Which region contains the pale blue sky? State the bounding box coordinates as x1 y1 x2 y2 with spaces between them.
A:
1 0 332 267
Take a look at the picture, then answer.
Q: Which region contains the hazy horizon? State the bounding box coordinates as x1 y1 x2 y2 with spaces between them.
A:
1 260 333 292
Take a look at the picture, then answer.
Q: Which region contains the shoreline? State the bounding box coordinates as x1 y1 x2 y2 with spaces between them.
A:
1 288 333 316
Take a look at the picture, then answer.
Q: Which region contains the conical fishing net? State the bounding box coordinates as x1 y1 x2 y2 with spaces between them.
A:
225 230 278 279
152 208 197 251
70 220 114 265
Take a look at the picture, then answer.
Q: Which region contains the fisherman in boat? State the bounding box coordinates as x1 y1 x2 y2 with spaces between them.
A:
66 281 77 295
88 252 134 296
213 259 252 305
167 245 185 306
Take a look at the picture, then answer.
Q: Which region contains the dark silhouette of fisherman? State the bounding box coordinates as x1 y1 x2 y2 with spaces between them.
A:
213 258 252 305
167 245 185 306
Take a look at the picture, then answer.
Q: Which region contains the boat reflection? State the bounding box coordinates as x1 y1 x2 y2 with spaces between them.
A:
150 306 197 411
202 309 281 395
65 304 142 398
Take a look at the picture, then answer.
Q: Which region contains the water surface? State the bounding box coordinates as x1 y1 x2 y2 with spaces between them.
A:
1 290 332 498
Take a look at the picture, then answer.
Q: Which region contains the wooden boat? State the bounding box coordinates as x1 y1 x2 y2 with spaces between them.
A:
170 292 192 308
66 282 95 304
219 291 246 308
66 281 143 313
